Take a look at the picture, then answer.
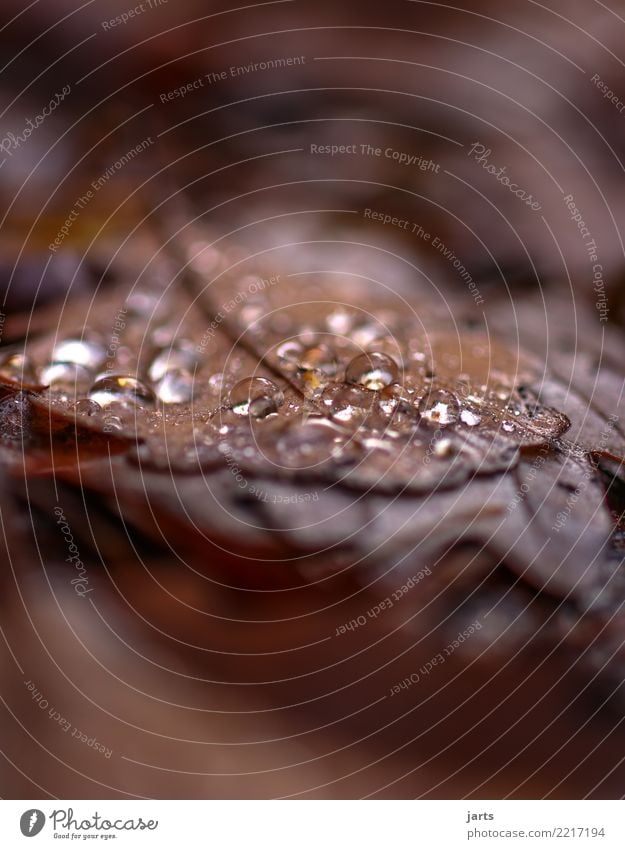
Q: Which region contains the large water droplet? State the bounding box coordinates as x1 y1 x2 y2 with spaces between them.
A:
229 377 284 418
52 338 106 370
345 352 399 391
155 368 194 404
418 388 460 426
89 375 155 407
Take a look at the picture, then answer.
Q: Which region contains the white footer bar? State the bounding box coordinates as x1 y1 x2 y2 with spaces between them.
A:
0 800 623 847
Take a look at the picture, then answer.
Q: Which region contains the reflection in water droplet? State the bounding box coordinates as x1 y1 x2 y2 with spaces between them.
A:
378 386 419 433
321 382 376 427
418 388 460 426
147 341 198 382
73 399 101 416
299 344 338 377
41 362 92 389
89 375 156 407
229 377 284 418
276 339 303 366
53 338 106 370
460 408 481 427
345 352 399 391
502 420 515 432
155 368 194 404
103 415 124 431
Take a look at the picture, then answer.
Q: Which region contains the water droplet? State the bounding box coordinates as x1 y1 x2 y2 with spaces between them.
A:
89 375 155 407
321 382 376 426
295 344 340 397
229 377 284 418
502 420 515 433
345 352 399 391
147 341 198 382
418 388 460 426
40 362 92 389
460 408 481 427
155 368 194 404
52 338 106 370
0 352 35 383
73 399 101 416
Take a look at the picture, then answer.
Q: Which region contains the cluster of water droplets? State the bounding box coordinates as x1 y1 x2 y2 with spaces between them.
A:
0 297 570 485
0 330 209 435
212 305 572 481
